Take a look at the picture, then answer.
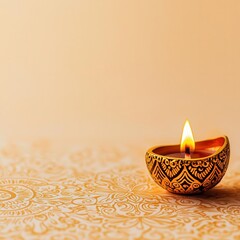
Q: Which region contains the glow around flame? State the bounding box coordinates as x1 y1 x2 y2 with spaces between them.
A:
180 120 195 153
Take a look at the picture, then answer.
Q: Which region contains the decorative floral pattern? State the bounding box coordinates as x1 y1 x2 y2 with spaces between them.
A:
146 139 230 194
0 141 239 239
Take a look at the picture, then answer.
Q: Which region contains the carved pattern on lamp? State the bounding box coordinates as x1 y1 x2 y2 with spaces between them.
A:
146 136 230 194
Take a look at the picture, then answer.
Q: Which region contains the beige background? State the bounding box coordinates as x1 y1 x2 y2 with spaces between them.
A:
0 1 239 158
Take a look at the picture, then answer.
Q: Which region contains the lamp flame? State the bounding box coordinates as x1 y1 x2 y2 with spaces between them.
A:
180 120 195 154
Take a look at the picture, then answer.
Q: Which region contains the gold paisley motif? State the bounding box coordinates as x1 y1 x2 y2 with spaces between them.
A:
0 179 50 217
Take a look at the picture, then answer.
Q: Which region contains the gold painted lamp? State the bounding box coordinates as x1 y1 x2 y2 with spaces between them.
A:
145 121 230 194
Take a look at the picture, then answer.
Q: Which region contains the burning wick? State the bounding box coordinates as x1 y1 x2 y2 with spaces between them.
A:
185 145 191 159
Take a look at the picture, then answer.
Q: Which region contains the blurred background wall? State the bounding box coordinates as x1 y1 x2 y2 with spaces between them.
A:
0 1 239 158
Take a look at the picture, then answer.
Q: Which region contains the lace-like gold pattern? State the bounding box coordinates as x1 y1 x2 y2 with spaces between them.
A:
0 141 239 239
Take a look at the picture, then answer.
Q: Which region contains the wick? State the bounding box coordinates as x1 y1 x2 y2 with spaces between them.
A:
185 146 191 159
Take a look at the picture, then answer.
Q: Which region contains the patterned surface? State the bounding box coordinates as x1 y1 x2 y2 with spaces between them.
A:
0 140 239 239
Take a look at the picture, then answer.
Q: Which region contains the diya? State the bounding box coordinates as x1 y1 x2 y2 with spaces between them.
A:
145 120 230 194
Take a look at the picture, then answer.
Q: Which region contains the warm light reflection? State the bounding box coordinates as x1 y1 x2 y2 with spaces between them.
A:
180 120 195 154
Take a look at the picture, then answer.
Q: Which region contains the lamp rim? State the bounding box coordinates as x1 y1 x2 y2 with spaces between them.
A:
146 136 229 161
